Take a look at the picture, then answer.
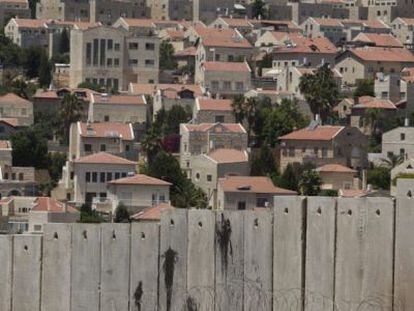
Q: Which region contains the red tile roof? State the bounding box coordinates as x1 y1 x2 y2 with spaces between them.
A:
79 122 134 140
183 123 245 133
130 203 173 221
354 96 397 110
73 152 137 165
129 83 203 96
349 47 414 62
174 46 197 57
108 174 171 186
279 125 344 141
218 176 296 194
202 61 251 72
0 118 19 127
92 94 146 105
0 140 12 149
311 18 344 27
197 98 233 111
316 164 356 173
196 27 252 48
352 33 403 48
273 35 337 54
0 93 32 108
12 18 47 28
218 17 253 28
32 197 78 213
206 149 248 164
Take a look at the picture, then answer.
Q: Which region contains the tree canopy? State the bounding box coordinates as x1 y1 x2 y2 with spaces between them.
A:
159 41 177 70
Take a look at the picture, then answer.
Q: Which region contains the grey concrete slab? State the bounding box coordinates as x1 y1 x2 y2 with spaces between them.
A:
215 210 244 311
0 235 12 311
335 197 394 311
100 224 131 311
159 208 188 311
273 196 305 311
305 197 336 311
130 222 160 311
70 224 101 311
394 197 414 310
187 209 215 311
244 209 273 311
12 234 42 311
41 224 72 311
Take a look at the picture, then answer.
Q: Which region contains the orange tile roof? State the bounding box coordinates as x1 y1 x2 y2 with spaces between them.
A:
165 29 185 40
279 125 344 141
79 122 134 140
174 46 197 57
13 18 47 28
0 118 19 127
202 61 251 72
32 197 78 213
73 152 137 165
349 47 414 62
183 123 245 133
108 174 171 186
129 83 203 96
218 17 253 28
206 148 248 164
0 140 11 149
130 203 173 221
0 93 31 108
316 164 356 173
354 96 397 110
274 35 337 54
270 31 289 41
397 18 414 26
197 27 252 48
197 98 233 111
219 176 296 194
311 18 344 27
92 94 146 105
121 18 156 28
353 33 403 48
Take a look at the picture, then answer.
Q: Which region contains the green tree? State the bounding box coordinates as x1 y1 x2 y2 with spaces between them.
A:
59 28 70 54
47 152 66 183
114 203 130 223
298 169 322 196
299 64 341 122
38 52 52 87
0 33 23 67
251 0 267 18
367 166 390 190
58 93 83 144
231 95 246 123
380 153 404 169
159 41 177 70
353 78 374 98
277 163 299 191
363 108 382 135
79 203 104 223
23 46 44 78
250 144 278 177
163 105 190 135
77 81 102 92
10 127 49 168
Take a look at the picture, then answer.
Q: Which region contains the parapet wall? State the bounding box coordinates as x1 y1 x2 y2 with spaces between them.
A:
0 195 413 311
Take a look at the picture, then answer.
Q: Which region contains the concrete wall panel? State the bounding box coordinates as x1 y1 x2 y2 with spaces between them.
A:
0 235 12 311
12 235 42 311
70 224 101 311
41 224 72 311
130 222 160 311
159 208 188 311
244 210 273 311
305 197 336 311
394 197 414 310
273 196 304 311
215 211 244 311
187 210 215 311
100 224 131 311
335 197 394 310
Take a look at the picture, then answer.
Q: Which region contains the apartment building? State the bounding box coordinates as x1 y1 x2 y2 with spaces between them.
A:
382 126 414 161
36 0 89 21
335 46 414 85
278 124 368 172
70 25 159 90
196 61 251 97
0 0 29 26
351 32 403 48
364 0 414 24
391 18 414 50
217 176 295 210
0 93 33 126
179 122 247 177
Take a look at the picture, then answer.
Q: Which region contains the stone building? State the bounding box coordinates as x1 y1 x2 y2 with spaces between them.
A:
391 18 414 50
0 93 33 126
70 25 159 90
0 0 29 26
191 148 250 209
36 0 89 21
278 124 368 172
382 126 414 161
216 175 295 210
193 98 235 124
363 0 414 24
316 163 358 191
179 122 247 177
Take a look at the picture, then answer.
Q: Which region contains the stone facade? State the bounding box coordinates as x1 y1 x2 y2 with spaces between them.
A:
382 126 414 161
0 0 30 26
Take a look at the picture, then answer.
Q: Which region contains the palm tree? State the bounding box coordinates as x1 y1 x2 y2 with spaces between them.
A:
244 96 258 145
141 128 163 164
58 93 83 144
380 153 404 169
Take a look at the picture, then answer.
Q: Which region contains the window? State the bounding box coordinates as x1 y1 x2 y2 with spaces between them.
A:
237 201 246 210
256 198 269 207
114 58 120 67
215 115 224 123
400 148 405 156
84 144 92 152
129 42 138 49
93 39 99 65
100 144 106 151
106 172 112 181
92 172 97 182
86 42 92 65
12 173 15 180
115 172 120 179
322 148 327 158
145 59 155 67
18 173 23 181
107 58 112 66
125 144 130 152
207 174 212 182
223 81 231 90
104 115 109 122
0 126 4 133
34 225 42 231
86 172 91 182
129 59 138 66
145 43 155 50
100 172 106 183
288 147 295 157
114 43 120 51
107 39 113 50
21 108 27 116
314 147 318 157
211 81 219 90
401 133 405 141
235 82 244 91
195 172 200 181
121 172 127 178
100 39 106 66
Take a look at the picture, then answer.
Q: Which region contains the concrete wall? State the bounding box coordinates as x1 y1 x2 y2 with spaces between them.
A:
1 195 414 310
